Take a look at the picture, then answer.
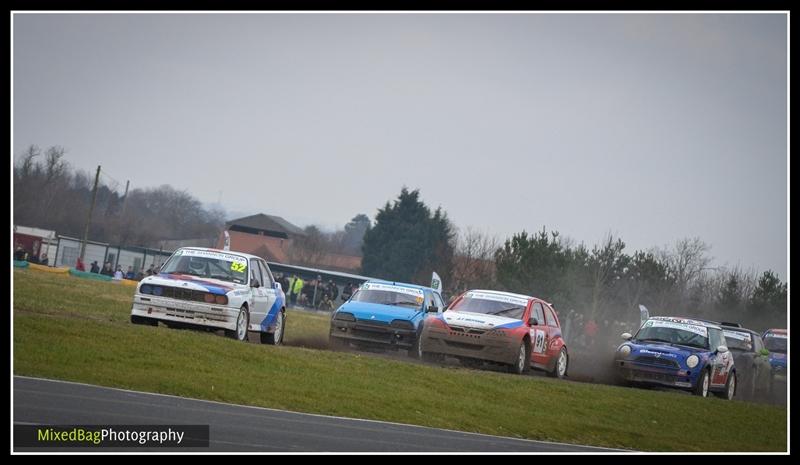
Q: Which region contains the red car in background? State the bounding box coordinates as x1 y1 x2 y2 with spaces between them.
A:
418 290 569 377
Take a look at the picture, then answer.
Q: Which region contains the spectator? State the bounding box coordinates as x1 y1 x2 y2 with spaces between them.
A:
14 245 27 261
584 318 598 349
290 275 304 305
125 266 135 280
76 257 86 271
318 293 334 311
90 261 100 273
146 264 156 276
327 279 339 301
38 253 49 266
113 266 124 280
100 262 113 277
136 268 145 281
341 282 354 302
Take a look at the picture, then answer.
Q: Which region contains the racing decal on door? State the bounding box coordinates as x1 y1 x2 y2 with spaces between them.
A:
530 329 546 354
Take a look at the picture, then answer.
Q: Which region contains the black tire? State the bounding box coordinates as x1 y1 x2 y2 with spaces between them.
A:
226 306 249 341
693 369 710 397
409 324 425 359
714 372 737 400
131 315 157 326
548 347 569 379
260 310 285 345
508 340 531 375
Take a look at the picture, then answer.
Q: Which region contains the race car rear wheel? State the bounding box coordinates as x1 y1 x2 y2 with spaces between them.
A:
260 310 285 345
693 370 710 397
548 347 569 379
226 306 249 342
715 372 736 400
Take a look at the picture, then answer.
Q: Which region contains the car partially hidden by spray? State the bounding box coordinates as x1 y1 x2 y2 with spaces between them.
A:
418 290 569 377
762 328 787 389
615 316 736 399
717 323 773 401
329 280 444 357
130 247 286 345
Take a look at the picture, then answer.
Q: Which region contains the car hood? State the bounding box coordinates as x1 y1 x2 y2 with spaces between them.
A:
441 310 524 330
337 300 422 323
140 273 244 295
628 341 701 360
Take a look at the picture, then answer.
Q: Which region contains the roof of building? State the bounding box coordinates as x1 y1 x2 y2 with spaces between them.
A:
226 213 306 237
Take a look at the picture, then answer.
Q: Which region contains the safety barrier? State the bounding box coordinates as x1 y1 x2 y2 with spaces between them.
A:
68 268 113 282
13 260 29 268
27 263 70 274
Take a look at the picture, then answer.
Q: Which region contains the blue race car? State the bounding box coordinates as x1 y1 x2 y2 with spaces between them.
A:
329 280 445 358
615 316 737 399
762 329 787 386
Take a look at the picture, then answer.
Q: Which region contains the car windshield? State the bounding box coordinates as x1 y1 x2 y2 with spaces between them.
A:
764 335 787 353
723 330 753 351
449 295 526 320
635 320 709 349
160 250 248 285
351 288 423 308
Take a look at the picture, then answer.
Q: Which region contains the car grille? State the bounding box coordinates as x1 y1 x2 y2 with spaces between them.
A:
156 286 209 303
351 319 393 342
635 356 680 369
448 326 486 338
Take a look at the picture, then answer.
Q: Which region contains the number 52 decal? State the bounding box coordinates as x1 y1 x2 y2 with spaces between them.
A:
230 262 247 272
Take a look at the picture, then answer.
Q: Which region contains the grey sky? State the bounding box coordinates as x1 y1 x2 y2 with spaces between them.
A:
13 13 788 278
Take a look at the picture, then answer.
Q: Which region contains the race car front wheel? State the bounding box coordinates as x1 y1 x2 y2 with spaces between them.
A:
131 315 158 326
226 306 249 342
508 341 531 375
693 370 710 397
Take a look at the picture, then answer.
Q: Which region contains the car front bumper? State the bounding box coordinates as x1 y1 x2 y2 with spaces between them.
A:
615 360 694 388
131 295 239 331
421 326 518 365
329 319 417 349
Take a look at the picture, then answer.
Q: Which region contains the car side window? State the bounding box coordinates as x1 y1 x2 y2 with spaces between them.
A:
543 305 558 327
532 302 545 325
423 291 433 310
258 261 273 287
249 259 263 287
432 292 444 310
708 328 723 350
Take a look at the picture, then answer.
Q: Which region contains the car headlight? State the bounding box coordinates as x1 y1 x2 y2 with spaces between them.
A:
334 312 355 322
686 355 699 368
618 345 631 356
390 319 414 330
140 285 151 295
215 295 228 305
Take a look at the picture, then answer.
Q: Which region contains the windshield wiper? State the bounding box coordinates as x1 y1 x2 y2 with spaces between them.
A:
638 338 674 345
489 307 522 316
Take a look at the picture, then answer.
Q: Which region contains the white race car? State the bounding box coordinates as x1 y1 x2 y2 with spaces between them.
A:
130 247 286 344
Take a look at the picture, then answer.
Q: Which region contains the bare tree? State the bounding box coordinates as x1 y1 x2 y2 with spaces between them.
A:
451 227 500 294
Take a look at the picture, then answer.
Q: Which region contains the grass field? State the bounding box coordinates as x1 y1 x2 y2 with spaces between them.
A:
12 268 788 451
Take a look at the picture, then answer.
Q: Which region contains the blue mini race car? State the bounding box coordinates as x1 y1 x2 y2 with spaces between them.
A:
329 280 445 358
615 316 737 399
763 328 787 385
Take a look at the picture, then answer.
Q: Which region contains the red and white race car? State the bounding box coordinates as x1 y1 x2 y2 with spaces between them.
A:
418 290 568 376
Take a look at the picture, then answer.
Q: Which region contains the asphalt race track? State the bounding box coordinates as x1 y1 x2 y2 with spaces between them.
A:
13 376 622 452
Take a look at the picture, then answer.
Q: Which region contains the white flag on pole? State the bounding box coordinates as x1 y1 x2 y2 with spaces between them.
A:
431 271 442 292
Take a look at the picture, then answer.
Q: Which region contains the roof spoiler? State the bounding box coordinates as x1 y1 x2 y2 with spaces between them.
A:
720 321 742 328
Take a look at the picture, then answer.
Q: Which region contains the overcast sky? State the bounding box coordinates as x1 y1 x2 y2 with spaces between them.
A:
13 13 787 278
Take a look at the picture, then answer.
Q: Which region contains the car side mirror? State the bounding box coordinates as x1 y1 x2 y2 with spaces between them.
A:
426 305 439 313
621 332 632 340
717 345 729 354
251 279 261 288
529 317 539 326
759 348 770 356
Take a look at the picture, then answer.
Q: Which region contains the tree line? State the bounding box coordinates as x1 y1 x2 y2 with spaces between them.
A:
360 188 787 332
14 145 225 248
